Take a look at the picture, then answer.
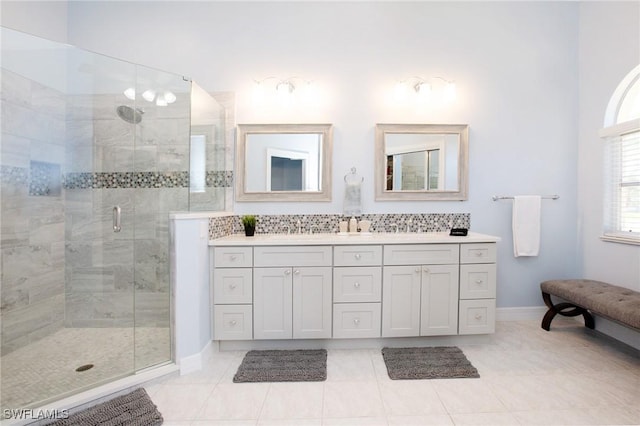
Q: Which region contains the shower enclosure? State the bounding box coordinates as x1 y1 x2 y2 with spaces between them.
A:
0 27 225 413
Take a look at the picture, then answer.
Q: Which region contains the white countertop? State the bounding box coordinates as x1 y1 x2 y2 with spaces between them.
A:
210 231 500 246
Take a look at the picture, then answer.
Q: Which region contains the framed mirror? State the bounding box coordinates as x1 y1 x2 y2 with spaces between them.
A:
375 123 469 201
235 123 333 201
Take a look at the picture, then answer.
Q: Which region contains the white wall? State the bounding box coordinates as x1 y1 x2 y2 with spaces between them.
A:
171 217 212 370
4 0 636 349
578 2 640 291
0 0 68 43
61 1 582 309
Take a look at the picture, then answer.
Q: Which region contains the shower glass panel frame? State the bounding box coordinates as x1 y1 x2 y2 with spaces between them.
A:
0 27 190 413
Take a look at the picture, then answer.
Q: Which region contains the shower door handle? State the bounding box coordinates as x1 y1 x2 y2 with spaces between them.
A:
113 206 122 233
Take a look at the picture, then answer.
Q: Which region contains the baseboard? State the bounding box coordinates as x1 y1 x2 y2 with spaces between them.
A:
496 306 547 321
178 340 213 375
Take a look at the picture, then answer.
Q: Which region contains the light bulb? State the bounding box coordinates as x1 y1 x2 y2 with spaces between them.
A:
164 91 176 104
394 81 409 102
276 81 294 96
142 90 156 102
415 82 432 97
443 82 456 102
124 87 136 100
156 94 168 106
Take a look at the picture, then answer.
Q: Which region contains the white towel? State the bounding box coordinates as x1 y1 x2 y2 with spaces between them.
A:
343 182 362 216
512 195 541 257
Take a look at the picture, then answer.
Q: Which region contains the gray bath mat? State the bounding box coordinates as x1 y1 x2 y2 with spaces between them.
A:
233 349 327 383
48 388 162 425
381 346 479 380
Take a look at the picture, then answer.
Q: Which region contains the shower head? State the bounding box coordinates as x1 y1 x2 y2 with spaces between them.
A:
116 105 143 124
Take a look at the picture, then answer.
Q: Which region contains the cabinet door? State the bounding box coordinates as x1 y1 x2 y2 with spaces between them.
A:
420 264 459 336
382 265 421 337
254 267 293 339
292 267 332 339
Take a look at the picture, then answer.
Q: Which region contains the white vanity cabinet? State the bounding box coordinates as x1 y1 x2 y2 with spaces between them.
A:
211 247 253 340
332 245 383 338
458 243 497 334
210 232 499 342
382 244 460 337
253 246 332 340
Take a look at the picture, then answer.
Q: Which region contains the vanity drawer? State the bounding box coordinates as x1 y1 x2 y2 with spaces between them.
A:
459 264 496 299
213 305 253 340
334 245 382 267
213 268 252 304
458 299 496 335
254 246 332 267
332 303 381 338
383 244 459 265
333 267 382 303
460 243 496 264
214 246 253 268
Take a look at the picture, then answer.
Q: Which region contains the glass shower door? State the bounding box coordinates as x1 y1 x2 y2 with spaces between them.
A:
1 27 185 414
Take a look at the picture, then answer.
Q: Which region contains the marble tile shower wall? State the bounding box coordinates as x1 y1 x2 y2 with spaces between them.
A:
209 213 470 240
63 93 193 330
0 69 66 355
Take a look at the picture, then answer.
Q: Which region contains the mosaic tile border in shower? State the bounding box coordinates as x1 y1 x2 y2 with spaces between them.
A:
60 170 234 189
209 213 470 240
29 161 61 196
3 168 234 190
0 165 29 186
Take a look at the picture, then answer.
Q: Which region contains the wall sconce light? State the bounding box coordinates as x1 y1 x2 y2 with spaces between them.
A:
253 76 316 106
123 87 177 106
394 76 457 104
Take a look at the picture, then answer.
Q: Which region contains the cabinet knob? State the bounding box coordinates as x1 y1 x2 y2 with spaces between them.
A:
284 269 291 275
229 283 237 289
415 268 421 273
423 267 430 273
474 314 483 320
230 255 237 261
475 252 483 257
354 282 360 288
355 253 361 260
230 320 237 326
294 269 300 275
353 318 360 325
475 279 483 285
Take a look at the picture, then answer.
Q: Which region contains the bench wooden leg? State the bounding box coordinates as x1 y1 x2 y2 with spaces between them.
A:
541 291 595 331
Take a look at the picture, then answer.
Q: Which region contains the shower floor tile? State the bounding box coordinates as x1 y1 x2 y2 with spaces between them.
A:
0 327 169 412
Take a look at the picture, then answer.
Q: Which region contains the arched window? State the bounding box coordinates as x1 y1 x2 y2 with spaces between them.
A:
600 64 640 244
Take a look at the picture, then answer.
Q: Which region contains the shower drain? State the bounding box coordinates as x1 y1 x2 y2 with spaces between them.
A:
75 364 94 372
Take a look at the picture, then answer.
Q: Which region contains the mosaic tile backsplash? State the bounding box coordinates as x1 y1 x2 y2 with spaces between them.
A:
209 213 470 240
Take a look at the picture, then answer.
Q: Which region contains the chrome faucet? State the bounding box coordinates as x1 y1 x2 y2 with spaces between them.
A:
406 218 413 233
309 224 319 234
281 223 291 234
390 223 399 233
297 220 302 234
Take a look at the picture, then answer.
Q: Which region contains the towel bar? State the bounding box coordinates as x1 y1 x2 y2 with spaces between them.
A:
492 195 559 201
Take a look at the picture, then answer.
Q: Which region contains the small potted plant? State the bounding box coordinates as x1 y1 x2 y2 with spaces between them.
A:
241 215 256 237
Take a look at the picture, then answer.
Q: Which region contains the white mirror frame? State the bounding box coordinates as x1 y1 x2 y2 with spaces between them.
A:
235 123 333 202
375 123 469 201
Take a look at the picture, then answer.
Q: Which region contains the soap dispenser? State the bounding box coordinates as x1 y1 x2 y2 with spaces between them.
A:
349 216 358 233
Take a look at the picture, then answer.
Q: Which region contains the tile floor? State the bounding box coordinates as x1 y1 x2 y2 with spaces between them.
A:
1 327 170 411
145 319 640 426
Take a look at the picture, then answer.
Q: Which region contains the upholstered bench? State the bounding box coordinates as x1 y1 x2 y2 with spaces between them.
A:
540 279 640 331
